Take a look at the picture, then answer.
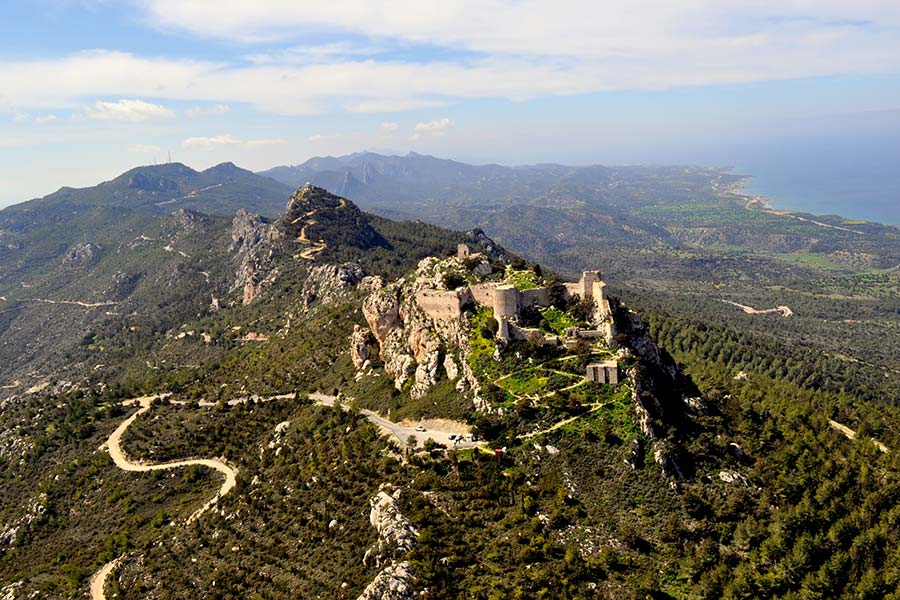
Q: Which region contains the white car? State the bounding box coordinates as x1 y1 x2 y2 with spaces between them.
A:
415 425 426 432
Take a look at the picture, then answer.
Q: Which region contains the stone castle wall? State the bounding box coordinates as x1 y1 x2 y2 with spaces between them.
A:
521 287 551 307
469 282 499 307
415 288 474 324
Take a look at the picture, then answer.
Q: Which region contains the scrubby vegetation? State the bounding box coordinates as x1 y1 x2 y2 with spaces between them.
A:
5 161 900 599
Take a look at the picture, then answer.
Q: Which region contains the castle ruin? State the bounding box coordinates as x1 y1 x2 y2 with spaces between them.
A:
586 360 619 385
414 247 616 348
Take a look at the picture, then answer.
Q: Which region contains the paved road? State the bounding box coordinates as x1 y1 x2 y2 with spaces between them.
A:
310 393 483 449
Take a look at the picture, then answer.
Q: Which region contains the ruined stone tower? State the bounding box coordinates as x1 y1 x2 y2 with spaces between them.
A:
493 284 520 341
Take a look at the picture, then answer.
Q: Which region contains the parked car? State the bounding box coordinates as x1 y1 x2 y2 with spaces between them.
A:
415 425 426 432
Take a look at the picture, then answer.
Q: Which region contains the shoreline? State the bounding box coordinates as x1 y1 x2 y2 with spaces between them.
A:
713 173 870 235
722 169 899 228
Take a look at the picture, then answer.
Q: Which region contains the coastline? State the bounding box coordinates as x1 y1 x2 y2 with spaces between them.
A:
714 172 870 235
723 165 900 228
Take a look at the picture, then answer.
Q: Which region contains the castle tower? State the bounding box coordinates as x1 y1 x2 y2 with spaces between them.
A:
493 284 520 341
579 270 601 300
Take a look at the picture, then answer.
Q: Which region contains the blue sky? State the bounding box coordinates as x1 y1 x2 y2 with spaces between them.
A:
2 0 900 206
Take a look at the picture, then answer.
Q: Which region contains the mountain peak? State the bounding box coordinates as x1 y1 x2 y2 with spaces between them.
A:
203 161 251 176
276 185 388 254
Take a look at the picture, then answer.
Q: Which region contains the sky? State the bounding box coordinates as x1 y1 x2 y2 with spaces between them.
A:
2 0 900 207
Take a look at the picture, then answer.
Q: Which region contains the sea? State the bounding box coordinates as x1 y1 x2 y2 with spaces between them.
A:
721 127 900 227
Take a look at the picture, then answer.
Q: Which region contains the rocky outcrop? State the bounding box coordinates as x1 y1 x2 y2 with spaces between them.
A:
300 262 365 307
360 257 480 400
363 287 402 346
615 306 692 487
368 490 417 556
172 208 208 230
61 242 101 269
355 562 415 600
358 488 418 600
229 209 282 304
230 208 268 250
350 325 378 369
464 227 508 264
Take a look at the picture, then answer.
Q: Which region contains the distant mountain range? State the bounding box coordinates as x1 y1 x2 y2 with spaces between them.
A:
259 152 718 225
7 161 291 227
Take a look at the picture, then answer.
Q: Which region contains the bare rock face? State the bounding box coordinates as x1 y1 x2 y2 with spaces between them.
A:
359 275 385 293
443 354 459 381
368 490 418 554
229 209 281 305
363 288 402 346
381 331 416 390
355 562 415 600
230 208 268 250
350 325 377 369
358 488 418 600
359 256 483 402
301 262 365 307
615 306 693 487
411 345 442 400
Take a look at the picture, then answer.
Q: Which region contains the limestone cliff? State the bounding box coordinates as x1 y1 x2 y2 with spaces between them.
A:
613 303 693 485
361 256 480 402
229 208 283 304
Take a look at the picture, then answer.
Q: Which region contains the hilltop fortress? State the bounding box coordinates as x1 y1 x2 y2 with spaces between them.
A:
414 243 616 347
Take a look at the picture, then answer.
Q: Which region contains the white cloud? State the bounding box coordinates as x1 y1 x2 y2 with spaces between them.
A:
182 134 286 148
184 103 230 118
415 118 453 135
141 0 900 60
378 121 399 133
245 42 385 65
4 0 900 120
347 98 448 113
85 99 175 121
12 112 57 124
128 143 162 153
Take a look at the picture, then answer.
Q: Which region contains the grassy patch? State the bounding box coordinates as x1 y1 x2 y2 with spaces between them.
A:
539 307 582 334
506 268 541 291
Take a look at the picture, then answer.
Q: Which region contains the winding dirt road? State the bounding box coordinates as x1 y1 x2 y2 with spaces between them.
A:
89 389 480 598
17 298 119 308
103 395 237 522
828 419 889 453
721 300 794 317
88 559 120 600
91 395 237 600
